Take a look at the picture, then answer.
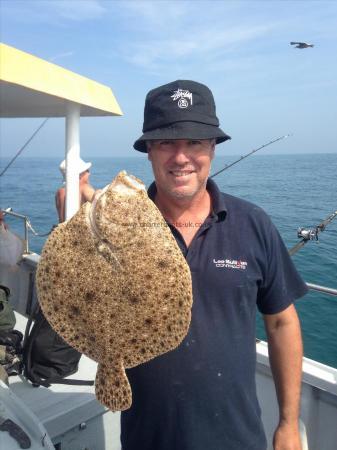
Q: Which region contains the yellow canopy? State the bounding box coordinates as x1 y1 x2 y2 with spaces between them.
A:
0 43 123 118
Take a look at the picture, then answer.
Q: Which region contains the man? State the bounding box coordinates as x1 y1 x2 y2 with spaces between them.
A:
55 157 95 222
121 80 307 450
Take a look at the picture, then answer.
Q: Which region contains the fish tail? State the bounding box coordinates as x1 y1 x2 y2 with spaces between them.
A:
95 361 132 411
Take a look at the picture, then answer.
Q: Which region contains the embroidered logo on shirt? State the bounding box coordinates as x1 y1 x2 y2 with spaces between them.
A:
213 258 247 270
171 89 193 109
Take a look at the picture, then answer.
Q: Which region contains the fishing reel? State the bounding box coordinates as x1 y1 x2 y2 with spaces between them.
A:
297 227 319 241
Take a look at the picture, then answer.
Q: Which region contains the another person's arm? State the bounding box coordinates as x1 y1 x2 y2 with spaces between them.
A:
81 183 96 203
263 304 303 450
55 188 66 223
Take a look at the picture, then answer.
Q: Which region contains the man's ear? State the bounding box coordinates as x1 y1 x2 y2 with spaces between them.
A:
147 148 152 161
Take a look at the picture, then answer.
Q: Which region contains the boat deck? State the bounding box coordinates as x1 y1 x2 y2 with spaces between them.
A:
10 312 121 449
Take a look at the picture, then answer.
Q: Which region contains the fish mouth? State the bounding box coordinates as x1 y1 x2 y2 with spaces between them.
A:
88 171 145 238
87 171 147 265
111 170 145 194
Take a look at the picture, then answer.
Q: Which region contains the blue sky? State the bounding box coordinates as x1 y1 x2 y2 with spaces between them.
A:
1 0 337 158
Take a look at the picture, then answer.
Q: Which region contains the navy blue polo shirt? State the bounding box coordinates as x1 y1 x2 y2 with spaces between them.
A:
121 179 308 450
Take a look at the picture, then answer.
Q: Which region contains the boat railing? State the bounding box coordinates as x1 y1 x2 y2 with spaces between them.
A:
1 208 30 253
305 283 337 297
1 208 337 297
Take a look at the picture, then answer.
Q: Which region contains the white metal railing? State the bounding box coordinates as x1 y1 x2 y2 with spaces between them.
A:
2 209 337 297
306 283 337 297
1 208 29 253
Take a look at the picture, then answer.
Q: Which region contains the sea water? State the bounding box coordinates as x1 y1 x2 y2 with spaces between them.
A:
1 153 336 368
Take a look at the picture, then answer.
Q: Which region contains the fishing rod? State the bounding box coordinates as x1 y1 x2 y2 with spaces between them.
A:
210 134 291 178
0 118 49 177
208 134 337 260
288 210 337 256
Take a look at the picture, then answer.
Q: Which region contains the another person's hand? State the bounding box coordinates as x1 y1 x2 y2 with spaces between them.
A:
91 189 103 203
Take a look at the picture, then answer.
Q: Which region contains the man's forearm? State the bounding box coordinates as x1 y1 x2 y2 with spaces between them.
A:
264 305 303 424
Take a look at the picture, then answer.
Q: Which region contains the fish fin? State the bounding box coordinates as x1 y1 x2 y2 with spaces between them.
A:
95 360 132 411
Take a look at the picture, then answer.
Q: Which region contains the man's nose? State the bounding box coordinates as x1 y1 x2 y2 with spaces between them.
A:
170 142 191 163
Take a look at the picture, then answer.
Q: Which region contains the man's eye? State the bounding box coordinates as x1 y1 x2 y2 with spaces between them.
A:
189 140 202 146
157 140 175 148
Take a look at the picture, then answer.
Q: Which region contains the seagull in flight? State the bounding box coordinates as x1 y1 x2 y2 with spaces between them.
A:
290 42 314 49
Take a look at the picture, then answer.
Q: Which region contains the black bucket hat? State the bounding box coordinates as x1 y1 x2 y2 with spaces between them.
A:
134 80 231 152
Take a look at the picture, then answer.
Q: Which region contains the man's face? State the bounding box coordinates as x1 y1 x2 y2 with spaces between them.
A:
147 139 215 199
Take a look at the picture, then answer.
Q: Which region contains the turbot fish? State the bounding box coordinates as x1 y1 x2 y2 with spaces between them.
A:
36 171 193 411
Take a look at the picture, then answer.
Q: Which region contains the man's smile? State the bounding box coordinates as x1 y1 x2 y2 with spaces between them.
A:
169 169 195 178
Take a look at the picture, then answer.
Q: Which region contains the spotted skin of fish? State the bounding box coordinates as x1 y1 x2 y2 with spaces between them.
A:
36 171 193 411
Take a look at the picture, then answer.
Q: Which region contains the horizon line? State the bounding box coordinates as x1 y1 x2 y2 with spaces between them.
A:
1 151 337 159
